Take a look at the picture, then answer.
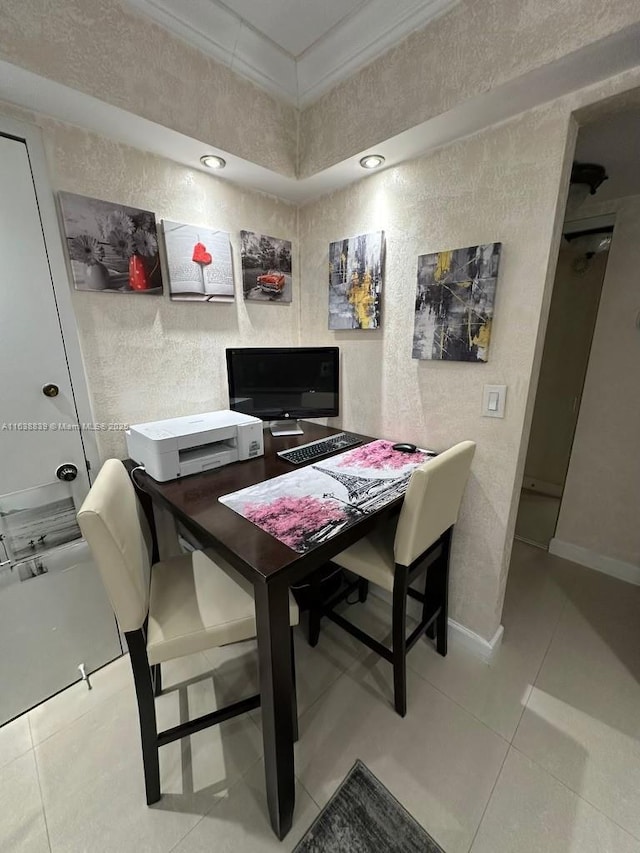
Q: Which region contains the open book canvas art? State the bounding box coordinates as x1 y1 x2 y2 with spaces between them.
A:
163 220 234 302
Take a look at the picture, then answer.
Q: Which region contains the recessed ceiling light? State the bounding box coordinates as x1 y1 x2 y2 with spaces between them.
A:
200 154 226 170
359 154 385 170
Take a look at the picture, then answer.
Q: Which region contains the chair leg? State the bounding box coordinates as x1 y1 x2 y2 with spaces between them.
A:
290 628 299 743
392 565 409 718
436 528 452 657
125 629 161 805
153 663 162 697
307 572 322 648
308 606 321 648
358 578 369 603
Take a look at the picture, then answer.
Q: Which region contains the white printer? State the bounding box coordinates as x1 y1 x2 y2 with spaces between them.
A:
125 410 264 482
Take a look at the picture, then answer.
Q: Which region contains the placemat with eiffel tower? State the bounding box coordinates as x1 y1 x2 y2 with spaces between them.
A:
218 440 431 553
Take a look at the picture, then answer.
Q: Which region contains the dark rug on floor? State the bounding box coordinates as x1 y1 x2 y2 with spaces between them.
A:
293 760 444 852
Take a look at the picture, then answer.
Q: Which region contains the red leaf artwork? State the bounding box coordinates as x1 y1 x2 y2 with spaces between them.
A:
192 242 212 265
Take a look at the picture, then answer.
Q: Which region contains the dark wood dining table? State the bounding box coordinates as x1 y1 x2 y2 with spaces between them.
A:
137 422 404 839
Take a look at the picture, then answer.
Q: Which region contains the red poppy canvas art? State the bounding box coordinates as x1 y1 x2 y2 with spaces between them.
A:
59 192 163 294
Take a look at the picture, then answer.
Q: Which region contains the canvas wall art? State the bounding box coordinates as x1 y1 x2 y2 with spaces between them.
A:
59 192 163 294
162 221 234 302
412 243 501 362
328 231 384 330
240 230 292 302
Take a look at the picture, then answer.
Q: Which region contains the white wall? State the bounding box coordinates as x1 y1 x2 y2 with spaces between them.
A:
299 104 572 641
555 195 640 569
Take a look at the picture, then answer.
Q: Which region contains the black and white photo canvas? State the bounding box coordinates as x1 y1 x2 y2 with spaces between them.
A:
412 243 501 362
59 192 163 294
240 230 292 302
0 482 82 562
162 220 234 302
328 231 384 329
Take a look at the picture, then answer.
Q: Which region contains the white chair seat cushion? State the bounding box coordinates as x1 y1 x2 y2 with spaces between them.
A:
147 549 299 665
331 520 397 592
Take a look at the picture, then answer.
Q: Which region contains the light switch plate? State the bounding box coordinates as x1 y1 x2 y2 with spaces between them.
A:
482 384 507 418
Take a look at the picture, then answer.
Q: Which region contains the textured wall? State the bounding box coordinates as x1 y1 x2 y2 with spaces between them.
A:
299 0 640 176
298 105 571 640
14 113 299 459
556 195 640 567
0 0 298 177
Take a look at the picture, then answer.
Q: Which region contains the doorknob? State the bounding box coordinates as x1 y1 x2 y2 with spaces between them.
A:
56 463 78 482
42 383 59 398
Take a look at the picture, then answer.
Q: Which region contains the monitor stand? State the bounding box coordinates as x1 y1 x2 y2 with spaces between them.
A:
270 420 304 437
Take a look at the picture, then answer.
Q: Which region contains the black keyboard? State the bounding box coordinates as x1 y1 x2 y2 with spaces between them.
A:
277 432 363 465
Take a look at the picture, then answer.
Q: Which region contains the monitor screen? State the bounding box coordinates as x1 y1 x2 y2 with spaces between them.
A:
226 347 339 420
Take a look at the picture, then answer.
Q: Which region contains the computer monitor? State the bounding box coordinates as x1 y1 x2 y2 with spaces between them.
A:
226 347 339 435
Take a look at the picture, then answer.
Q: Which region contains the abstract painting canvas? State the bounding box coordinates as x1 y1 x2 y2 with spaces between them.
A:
59 192 163 294
163 220 234 302
329 231 384 329
240 230 292 302
412 243 501 362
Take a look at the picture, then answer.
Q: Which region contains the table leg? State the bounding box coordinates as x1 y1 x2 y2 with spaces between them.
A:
254 579 296 840
152 504 182 560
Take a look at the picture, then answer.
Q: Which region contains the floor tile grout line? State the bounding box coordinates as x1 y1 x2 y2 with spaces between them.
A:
30 719 53 853
166 754 267 853
398 651 513 746
0 715 35 771
28 678 133 750
403 651 515 742
510 591 571 745
295 772 323 811
508 743 640 845
465 741 512 852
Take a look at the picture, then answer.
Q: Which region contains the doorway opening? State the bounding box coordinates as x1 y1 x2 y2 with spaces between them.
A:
515 215 612 549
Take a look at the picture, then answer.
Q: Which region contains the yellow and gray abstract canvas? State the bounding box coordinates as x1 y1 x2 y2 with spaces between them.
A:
329 231 384 329
412 243 501 362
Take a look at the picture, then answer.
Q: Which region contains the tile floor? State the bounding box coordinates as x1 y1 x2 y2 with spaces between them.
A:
1 541 640 852
514 489 561 549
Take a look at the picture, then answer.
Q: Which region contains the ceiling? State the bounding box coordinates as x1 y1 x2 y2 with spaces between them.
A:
125 0 458 106
574 108 640 202
221 0 367 58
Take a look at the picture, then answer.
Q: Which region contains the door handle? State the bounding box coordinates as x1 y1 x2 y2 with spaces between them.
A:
42 383 60 398
56 463 78 482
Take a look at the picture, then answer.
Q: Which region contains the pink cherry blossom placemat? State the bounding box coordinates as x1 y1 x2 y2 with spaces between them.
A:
219 440 432 553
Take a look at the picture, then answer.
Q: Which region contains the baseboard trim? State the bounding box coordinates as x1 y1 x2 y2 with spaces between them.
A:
549 538 640 586
370 587 504 662
449 620 504 662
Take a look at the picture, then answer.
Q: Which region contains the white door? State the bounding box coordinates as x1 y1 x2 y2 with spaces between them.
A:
0 133 122 724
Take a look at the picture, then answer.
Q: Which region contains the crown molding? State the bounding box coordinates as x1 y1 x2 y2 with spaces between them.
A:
126 0 298 103
1 22 639 205
296 0 457 107
125 0 459 108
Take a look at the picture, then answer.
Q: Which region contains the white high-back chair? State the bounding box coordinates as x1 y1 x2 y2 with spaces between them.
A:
310 441 475 717
77 459 299 805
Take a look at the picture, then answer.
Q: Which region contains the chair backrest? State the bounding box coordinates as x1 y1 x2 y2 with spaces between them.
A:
77 459 153 633
394 441 476 567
